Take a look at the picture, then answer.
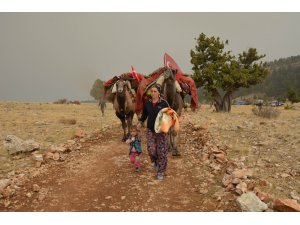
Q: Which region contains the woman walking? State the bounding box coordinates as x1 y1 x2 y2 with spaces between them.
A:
137 84 169 181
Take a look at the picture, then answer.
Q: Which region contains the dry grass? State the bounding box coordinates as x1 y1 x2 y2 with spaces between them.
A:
1 101 300 200
0 101 120 175
184 103 300 199
252 105 281 118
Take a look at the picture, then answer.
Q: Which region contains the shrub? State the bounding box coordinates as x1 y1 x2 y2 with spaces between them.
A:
54 99 68 104
58 118 77 125
284 103 295 110
68 100 81 105
252 105 280 118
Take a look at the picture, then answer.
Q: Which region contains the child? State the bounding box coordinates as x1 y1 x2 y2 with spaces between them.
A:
126 125 142 172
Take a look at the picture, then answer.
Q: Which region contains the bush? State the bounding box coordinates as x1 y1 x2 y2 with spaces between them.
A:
68 100 81 105
54 99 68 104
284 103 295 110
58 118 77 125
252 105 280 118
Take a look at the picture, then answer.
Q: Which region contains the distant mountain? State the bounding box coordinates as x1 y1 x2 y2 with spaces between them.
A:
233 55 300 100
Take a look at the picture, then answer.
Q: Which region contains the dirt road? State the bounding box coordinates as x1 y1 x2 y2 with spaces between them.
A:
1 121 239 212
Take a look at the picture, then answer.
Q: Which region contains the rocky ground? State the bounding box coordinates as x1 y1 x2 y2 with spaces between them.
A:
0 102 300 212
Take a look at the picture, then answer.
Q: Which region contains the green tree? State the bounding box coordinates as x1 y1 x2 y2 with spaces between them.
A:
287 87 300 104
90 79 105 100
190 33 269 112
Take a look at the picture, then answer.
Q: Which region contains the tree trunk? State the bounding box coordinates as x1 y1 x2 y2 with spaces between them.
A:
221 90 233 112
211 89 223 112
212 90 233 112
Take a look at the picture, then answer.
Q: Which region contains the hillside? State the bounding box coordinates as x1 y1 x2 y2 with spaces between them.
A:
234 55 300 99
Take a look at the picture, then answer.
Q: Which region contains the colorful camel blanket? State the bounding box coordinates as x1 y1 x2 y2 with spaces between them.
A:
135 67 199 114
103 72 144 102
154 107 180 133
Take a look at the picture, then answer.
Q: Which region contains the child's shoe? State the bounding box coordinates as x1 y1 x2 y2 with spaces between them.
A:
157 173 164 181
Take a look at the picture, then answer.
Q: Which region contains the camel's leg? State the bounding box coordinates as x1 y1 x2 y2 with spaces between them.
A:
125 111 134 139
170 126 181 157
116 112 127 141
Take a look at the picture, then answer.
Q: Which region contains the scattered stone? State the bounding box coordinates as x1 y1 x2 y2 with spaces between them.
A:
199 189 208 194
236 192 268 212
254 188 272 203
35 161 42 168
232 178 240 185
232 169 253 179
33 184 40 192
222 174 233 187
105 196 112 200
53 152 60 161
33 154 44 161
273 198 300 212
215 152 226 162
281 173 290 178
290 191 300 201
4 135 40 155
121 196 126 200
74 130 85 138
201 153 209 161
4 199 11 208
0 179 11 189
49 145 67 153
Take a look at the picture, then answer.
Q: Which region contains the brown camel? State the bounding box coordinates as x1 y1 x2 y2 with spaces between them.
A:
113 79 135 141
159 67 184 156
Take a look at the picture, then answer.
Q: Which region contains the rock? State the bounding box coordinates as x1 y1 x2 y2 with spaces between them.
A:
210 119 217 124
290 191 300 201
236 192 268 212
273 198 300 212
74 130 85 138
38 188 48 201
1 187 15 198
199 189 208 194
232 178 240 185
281 173 290 178
235 182 247 194
225 183 235 191
4 199 10 208
0 179 11 189
121 196 126 200
215 152 226 162
35 161 42 168
201 153 209 161
4 135 40 155
33 154 44 161
53 152 60 161
105 196 112 200
232 169 253 179
33 184 40 192
222 174 233 187
254 188 272 203
49 145 67 153
45 152 59 160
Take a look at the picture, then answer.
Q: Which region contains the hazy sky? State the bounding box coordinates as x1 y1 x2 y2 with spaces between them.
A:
1 13 300 102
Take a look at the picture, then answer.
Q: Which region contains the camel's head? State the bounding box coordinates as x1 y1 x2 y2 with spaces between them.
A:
162 67 177 81
116 79 131 94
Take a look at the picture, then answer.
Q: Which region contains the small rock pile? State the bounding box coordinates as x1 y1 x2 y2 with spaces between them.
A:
183 121 300 212
0 127 110 209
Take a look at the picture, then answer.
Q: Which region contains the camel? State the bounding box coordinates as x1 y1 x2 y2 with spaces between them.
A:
159 67 184 156
113 79 135 141
135 67 184 156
